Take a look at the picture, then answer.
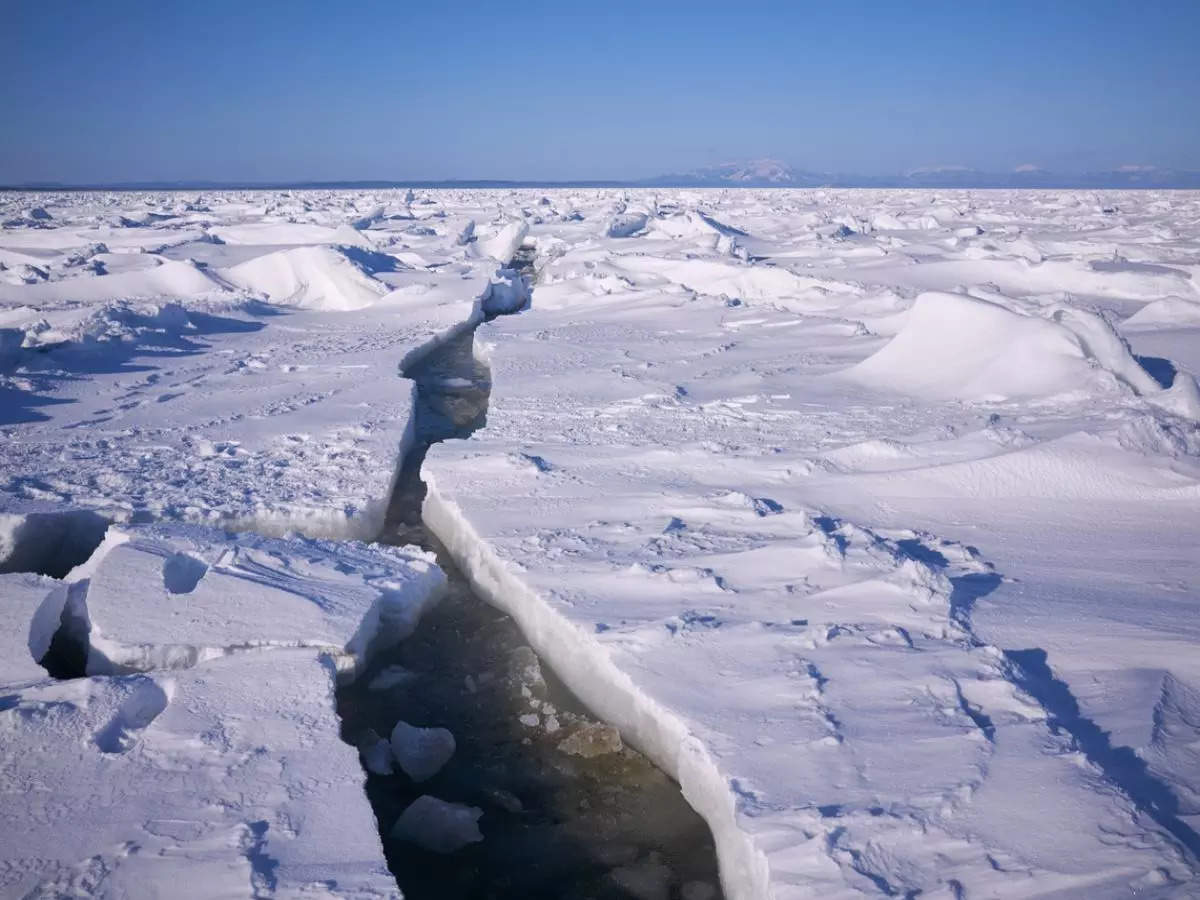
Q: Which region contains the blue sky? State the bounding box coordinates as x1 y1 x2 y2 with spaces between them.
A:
3 0 1198 183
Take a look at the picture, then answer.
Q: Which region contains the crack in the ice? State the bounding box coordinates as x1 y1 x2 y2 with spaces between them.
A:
1004 647 1200 862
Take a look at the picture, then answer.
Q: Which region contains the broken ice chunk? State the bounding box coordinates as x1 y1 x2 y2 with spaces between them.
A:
390 795 483 853
357 729 394 776
557 722 623 758
390 720 456 781
507 645 545 691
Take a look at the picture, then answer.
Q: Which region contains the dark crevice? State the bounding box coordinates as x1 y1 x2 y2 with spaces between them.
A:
39 621 90 679
0 510 109 579
337 246 725 899
38 581 92 680
1004 647 1200 862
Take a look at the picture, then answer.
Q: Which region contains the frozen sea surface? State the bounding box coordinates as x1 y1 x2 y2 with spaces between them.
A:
2 187 1199 897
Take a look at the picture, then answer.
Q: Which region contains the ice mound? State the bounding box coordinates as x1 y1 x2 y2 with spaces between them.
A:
844 291 1169 403
391 795 483 853
650 210 725 240
1123 295 1200 330
223 245 389 311
607 212 650 238
481 269 530 315
0 257 222 305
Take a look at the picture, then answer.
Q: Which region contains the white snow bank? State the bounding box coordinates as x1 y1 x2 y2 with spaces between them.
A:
207 221 350 245
1124 295 1200 330
50 523 444 677
0 266 493 538
611 255 857 308
0 650 398 898
418 235 1198 896
844 291 1162 402
0 257 223 305
827 430 1200 501
223 245 389 310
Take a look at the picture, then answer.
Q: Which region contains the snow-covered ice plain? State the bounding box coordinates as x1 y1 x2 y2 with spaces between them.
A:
2 186 1199 898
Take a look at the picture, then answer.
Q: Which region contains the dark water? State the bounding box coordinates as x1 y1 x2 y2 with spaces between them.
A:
336 253 724 900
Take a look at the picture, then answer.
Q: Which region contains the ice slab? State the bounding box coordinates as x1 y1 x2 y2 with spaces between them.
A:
68 523 444 677
0 571 60 686
0 650 398 898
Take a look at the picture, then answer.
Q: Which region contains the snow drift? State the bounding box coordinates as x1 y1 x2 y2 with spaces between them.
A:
844 291 1180 404
223 245 388 311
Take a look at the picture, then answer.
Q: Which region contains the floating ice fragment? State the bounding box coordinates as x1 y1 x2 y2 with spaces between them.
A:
508 645 545 691
358 729 394 776
390 720 456 782
390 795 483 853
558 722 623 758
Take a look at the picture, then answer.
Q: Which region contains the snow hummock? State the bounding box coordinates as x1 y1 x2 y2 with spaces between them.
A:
224 245 389 310
845 291 1138 401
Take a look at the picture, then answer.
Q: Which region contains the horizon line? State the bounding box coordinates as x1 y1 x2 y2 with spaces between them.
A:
5 170 1200 193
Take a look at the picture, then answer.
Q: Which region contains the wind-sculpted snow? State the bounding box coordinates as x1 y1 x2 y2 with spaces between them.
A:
3 186 1200 896
418 187 1200 896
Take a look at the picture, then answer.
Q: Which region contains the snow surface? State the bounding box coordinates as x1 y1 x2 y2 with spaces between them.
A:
62 523 444 677
2 187 1200 898
421 188 1200 897
0 521 445 898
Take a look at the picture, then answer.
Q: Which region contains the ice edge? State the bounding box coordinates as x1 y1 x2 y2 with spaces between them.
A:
423 475 770 900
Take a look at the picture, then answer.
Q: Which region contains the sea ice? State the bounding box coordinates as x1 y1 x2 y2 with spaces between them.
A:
390 795 484 854
389 720 457 782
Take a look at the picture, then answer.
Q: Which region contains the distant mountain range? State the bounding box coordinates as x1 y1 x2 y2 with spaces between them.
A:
642 159 1200 189
5 159 1200 191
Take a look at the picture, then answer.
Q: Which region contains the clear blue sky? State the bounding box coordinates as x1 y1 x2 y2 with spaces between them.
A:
3 0 1198 183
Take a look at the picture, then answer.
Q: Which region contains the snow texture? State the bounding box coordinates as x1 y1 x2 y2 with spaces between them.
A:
0 520 446 898
3 186 1200 898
